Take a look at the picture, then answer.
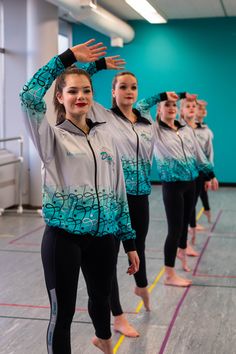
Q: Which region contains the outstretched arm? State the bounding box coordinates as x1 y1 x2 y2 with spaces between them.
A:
104 55 126 70
20 39 107 120
20 39 107 161
136 91 178 118
84 55 126 76
70 39 106 62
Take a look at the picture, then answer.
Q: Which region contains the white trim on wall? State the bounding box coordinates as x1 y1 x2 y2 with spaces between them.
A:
0 0 5 141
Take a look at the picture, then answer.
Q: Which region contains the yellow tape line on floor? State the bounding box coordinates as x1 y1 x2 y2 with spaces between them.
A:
113 267 165 353
114 207 203 352
196 207 204 221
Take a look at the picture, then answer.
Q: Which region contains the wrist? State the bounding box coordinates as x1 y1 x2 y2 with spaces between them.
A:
95 57 107 71
59 48 77 67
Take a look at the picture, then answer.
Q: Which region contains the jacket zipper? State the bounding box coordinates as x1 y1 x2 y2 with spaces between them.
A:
176 130 193 180
131 124 139 195
86 134 100 236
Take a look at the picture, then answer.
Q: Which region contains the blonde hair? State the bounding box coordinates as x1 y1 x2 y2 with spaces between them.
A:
180 98 197 119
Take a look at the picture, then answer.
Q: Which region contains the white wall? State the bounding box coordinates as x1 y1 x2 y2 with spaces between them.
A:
3 0 58 206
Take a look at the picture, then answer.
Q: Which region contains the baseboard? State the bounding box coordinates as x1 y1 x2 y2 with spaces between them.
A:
151 181 236 187
218 182 236 187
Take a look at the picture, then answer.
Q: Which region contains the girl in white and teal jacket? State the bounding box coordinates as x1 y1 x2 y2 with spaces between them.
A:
81 60 175 334
195 99 214 223
136 92 218 287
180 95 218 245
19 40 139 354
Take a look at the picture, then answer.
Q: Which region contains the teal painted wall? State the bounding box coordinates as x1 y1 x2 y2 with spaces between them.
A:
73 18 236 183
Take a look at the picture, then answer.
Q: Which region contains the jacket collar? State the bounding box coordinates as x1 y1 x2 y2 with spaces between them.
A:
159 119 185 130
195 121 207 128
57 118 106 135
110 105 152 125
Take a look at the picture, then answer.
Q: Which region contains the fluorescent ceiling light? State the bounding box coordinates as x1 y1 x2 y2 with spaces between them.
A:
125 0 167 24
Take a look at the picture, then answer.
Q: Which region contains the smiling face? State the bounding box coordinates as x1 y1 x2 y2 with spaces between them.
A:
159 100 178 121
56 73 93 121
112 74 138 108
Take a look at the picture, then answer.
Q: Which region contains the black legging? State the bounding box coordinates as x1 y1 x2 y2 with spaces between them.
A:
110 194 149 316
162 181 196 267
41 225 116 354
190 174 204 228
200 183 210 211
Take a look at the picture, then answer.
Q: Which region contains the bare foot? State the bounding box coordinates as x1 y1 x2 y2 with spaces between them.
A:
203 210 211 223
92 336 113 354
186 243 199 257
134 286 150 311
164 274 192 287
177 249 191 272
113 314 139 337
164 266 192 287
196 223 206 231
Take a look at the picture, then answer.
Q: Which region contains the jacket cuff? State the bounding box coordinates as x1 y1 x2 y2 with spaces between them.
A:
208 171 215 179
179 92 187 99
59 48 77 68
122 239 136 253
159 92 168 101
201 171 215 181
95 57 107 71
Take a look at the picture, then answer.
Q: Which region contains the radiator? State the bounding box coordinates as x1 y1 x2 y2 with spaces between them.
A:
0 137 42 216
0 149 18 209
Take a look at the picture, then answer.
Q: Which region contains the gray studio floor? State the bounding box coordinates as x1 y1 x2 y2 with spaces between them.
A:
0 186 236 354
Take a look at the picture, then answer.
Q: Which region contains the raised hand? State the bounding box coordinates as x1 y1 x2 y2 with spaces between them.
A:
105 55 126 70
70 39 107 63
186 92 198 101
197 99 208 106
166 91 178 101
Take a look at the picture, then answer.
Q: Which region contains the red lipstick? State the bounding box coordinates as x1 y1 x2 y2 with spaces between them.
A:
76 103 87 107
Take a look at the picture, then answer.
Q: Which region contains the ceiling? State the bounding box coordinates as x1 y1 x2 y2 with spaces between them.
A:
56 0 236 45
97 0 236 20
